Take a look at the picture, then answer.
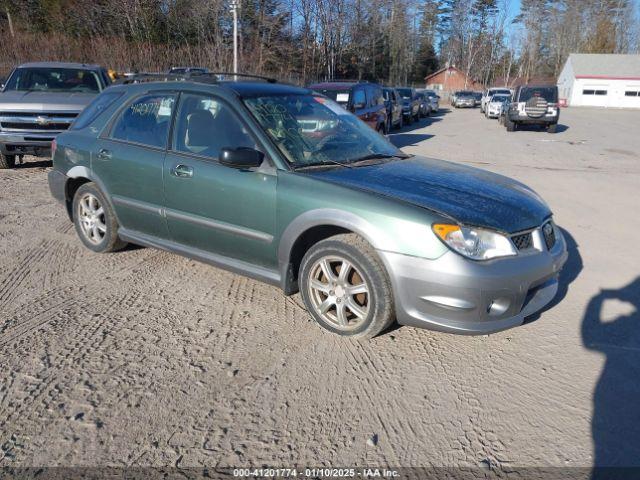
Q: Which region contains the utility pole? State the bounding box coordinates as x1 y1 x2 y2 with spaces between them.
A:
230 0 239 79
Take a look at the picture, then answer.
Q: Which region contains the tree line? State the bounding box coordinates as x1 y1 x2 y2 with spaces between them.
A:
0 0 638 86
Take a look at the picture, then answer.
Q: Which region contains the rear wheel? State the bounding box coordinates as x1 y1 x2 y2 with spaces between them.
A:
299 234 395 339
0 153 16 169
73 183 127 253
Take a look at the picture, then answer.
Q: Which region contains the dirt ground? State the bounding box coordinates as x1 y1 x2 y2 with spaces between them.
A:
1 106 639 473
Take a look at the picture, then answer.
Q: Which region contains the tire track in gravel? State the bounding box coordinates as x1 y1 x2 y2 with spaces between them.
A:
0 249 167 347
0 239 58 310
0 287 146 452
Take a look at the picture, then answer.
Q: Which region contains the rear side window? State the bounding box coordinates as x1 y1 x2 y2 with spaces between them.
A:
110 93 176 148
70 91 123 130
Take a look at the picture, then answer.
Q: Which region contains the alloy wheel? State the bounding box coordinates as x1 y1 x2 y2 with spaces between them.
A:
307 255 370 331
77 193 107 245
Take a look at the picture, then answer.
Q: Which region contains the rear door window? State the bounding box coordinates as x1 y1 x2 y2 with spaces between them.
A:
110 93 176 149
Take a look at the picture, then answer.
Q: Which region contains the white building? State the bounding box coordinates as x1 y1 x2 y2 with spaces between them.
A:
557 54 640 108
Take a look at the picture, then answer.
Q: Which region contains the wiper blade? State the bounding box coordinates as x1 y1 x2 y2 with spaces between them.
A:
293 158 352 170
349 152 410 164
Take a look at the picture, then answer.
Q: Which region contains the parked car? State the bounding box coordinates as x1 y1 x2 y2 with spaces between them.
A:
309 81 388 133
382 87 403 130
421 89 440 113
169 67 210 75
48 75 568 339
0 62 110 169
396 87 420 124
481 87 512 113
453 91 476 108
415 91 431 117
504 85 560 133
485 93 511 119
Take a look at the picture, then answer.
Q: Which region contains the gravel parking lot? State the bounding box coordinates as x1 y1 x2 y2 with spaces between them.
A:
1 106 639 473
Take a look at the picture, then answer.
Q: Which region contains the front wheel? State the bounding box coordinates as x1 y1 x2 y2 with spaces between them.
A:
547 123 557 133
0 153 16 169
299 234 395 339
73 182 128 253
505 117 516 132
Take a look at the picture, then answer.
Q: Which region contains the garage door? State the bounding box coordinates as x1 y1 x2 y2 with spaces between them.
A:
580 86 610 107
621 86 640 109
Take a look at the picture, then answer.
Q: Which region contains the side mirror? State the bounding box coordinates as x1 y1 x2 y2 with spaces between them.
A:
436 95 441 100
219 147 264 169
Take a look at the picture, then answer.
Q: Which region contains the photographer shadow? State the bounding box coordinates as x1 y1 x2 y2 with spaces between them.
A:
582 277 640 477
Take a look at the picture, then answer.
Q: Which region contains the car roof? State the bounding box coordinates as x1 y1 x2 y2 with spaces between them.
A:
309 82 360 90
108 79 311 98
16 62 103 70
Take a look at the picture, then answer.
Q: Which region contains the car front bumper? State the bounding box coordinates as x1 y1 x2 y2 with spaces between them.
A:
487 107 502 117
0 131 58 156
508 113 559 125
379 228 568 335
457 101 475 108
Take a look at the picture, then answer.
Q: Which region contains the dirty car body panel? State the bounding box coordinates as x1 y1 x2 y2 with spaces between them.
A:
49 78 568 336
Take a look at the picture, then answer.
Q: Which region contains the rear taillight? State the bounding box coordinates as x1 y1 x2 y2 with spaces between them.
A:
51 139 57 158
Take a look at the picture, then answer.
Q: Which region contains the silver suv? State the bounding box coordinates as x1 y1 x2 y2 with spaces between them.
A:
0 62 110 168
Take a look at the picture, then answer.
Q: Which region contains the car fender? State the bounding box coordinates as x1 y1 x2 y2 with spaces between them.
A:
64 166 120 224
277 208 399 292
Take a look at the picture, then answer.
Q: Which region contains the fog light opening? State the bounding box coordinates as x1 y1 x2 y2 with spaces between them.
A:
487 297 510 317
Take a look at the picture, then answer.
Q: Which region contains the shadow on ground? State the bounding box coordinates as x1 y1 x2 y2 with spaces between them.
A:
523 227 582 325
389 133 434 148
13 159 53 169
514 123 570 133
583 275 640 477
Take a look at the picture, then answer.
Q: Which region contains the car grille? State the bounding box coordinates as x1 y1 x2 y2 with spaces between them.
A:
0 112 78 132
511 232 533 251
543 222 556 250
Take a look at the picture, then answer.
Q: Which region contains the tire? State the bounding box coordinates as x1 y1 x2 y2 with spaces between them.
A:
0 153 16 169
299 233 395 340
405 114 412 125
72 182 127 253
547 123 557 133
505 117 516 132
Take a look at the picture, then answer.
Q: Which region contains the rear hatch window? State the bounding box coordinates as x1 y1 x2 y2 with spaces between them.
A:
519 87 557 103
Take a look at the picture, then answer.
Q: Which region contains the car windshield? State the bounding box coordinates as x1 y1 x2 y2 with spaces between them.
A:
3 68 102 93
397 88 412 98
244 94 403 168
519 87 557 103
491 89 511 96
459 92 474 98
491 94 510 103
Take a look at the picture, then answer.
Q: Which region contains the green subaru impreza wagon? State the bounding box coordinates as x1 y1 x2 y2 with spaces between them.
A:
48 73 568 339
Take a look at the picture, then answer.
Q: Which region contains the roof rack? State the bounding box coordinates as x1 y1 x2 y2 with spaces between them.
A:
115 71 278 85
323 79 369 83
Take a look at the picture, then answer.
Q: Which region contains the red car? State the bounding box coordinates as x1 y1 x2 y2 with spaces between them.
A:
309 81 388 133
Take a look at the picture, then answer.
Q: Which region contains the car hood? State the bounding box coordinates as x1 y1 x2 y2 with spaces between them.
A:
0 90 97 112
305 156 551 233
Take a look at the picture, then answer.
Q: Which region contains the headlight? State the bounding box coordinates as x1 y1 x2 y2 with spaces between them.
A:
432 224 517 260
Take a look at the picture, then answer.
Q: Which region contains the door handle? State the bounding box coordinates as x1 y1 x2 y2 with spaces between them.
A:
172 164 193 178
97 149 112 160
